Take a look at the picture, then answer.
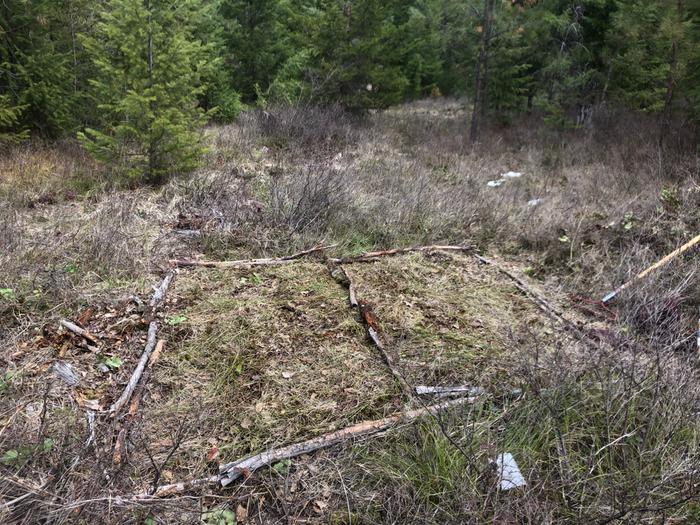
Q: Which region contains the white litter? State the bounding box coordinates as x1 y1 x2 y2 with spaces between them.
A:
527 198 543 206
495 453 526 490
487 179 505 187
502 171 523 178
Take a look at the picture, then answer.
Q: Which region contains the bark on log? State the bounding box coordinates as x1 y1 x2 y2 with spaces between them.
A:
219 396 475 486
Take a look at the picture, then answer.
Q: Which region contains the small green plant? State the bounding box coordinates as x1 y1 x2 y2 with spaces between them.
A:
97 354 122 370
0 371 15 393
0 288 16 301
166 314 188 326
202 508 236 525
660 186 681 211
272 458 292 474
623 212 636 231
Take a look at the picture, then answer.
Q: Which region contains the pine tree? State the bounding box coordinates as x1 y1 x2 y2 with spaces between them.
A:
0 95 28 146
79 0 211 183
608 0 693 142
309 0 410 109
0 0 93 136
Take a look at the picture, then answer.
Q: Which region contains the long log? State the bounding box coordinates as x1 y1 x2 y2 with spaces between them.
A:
219 396 475 486
170 245 330 269
330 244 472 264
602 232 700 303
170 245 472 269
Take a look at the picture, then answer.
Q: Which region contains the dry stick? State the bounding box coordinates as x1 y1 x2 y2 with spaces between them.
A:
170 244 471 269
330 244 472 264
59 320 100 346
474 254 567 323
170 245 331 269
218 396 475 487
602 232 700 303
329 264 414 399
113 340 165 466
474 254 598 347
110 272 174 415
109 322 158 415
415 385 484 397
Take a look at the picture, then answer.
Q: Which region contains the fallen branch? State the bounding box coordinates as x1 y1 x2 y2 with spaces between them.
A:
171 244 470 269
219 396 475 486
415 385 484 397
330 244 472 264
328 263 414 399
113 340 165 465
474 254 599 348
170 245 331 269
59 320 100 346
110 322 158 415
110 272 173 415
602 232 700 303
474 254 567 324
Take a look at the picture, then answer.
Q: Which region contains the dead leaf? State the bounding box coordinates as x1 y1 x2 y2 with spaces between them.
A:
281 371 294 379
236 504 248 523
313 500 328 513
206 446 219 462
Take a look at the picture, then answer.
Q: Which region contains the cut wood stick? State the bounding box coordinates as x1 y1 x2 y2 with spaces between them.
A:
111 272 173 415
170 245 332 269
59 320 100 346
110 322 157 415
219 396 475 486
330 244 472 264
113 340 164 465
474 254 568 324
415 385 484 396
150 272 174 310
602 232 700 303
335 264 414 400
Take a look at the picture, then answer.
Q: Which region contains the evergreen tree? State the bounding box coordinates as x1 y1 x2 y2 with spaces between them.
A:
79 0 211 183
221 0 296 103
608 0 693 142
0 95 28 145
0 0 93 136
308 0 410 109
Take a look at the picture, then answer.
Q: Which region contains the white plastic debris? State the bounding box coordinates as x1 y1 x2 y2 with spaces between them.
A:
502 171 523 178
487 179 505 187
495 453 526 490
527 198 543 206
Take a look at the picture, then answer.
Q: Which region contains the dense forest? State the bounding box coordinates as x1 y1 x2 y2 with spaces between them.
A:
2 0 700 181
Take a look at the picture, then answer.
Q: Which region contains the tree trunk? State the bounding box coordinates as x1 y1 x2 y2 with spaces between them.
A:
469 0 496 144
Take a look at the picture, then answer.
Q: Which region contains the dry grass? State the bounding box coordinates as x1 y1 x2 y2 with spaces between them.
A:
1 98 699 523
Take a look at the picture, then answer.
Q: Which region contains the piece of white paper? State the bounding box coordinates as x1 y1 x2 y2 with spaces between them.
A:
495 452 526 490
